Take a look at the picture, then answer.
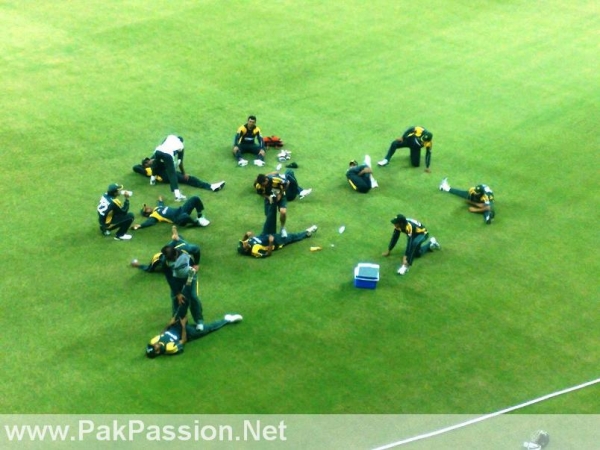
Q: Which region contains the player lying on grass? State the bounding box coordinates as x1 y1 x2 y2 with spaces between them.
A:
237 203 317 258
346 155 378 193
133 195 210 229
133 157 225 192
131 226 200 273
439 178 495 224
146 314 243 358
284 171 312 201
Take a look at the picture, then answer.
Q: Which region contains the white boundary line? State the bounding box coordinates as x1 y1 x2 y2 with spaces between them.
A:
372 377 600 450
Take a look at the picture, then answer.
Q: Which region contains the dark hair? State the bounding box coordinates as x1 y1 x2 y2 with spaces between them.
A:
161 245 178 261
237 241 250 255
146 344 157 359
247 115 257 121
391 214 407 226
256 174 267 184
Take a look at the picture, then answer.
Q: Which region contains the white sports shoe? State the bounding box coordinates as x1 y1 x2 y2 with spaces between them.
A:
370 178 379 188
277 150 291 161
276 163 283 171
280 228 288 238
299 188 312 199
522 443 542 450
364 155 372 167
197 216 210 227
397 264 409 275
377 158 389 166
175 194 187 202
439 177 450 192
224 314 243 323
114 234 132 241
195 323 204 331
306 225 318 236
253 159 266 167
210 181 225 192
429 237 441 250
238 158 248 167
149 176 156 186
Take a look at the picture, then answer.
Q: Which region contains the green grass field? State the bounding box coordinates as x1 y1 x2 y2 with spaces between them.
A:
1 0 598 423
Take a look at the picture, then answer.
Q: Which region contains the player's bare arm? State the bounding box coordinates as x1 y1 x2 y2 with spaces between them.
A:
180 317 188 344
266 235 275 256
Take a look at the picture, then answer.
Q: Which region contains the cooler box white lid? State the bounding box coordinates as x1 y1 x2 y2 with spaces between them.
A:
354 263 380 281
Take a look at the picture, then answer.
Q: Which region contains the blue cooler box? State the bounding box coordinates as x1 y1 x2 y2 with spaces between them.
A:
354 263 380 289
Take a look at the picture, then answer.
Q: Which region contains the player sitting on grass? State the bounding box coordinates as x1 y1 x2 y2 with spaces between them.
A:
97 183 135 240
146 314 243 358
439 178 495 224
232 115 265 167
